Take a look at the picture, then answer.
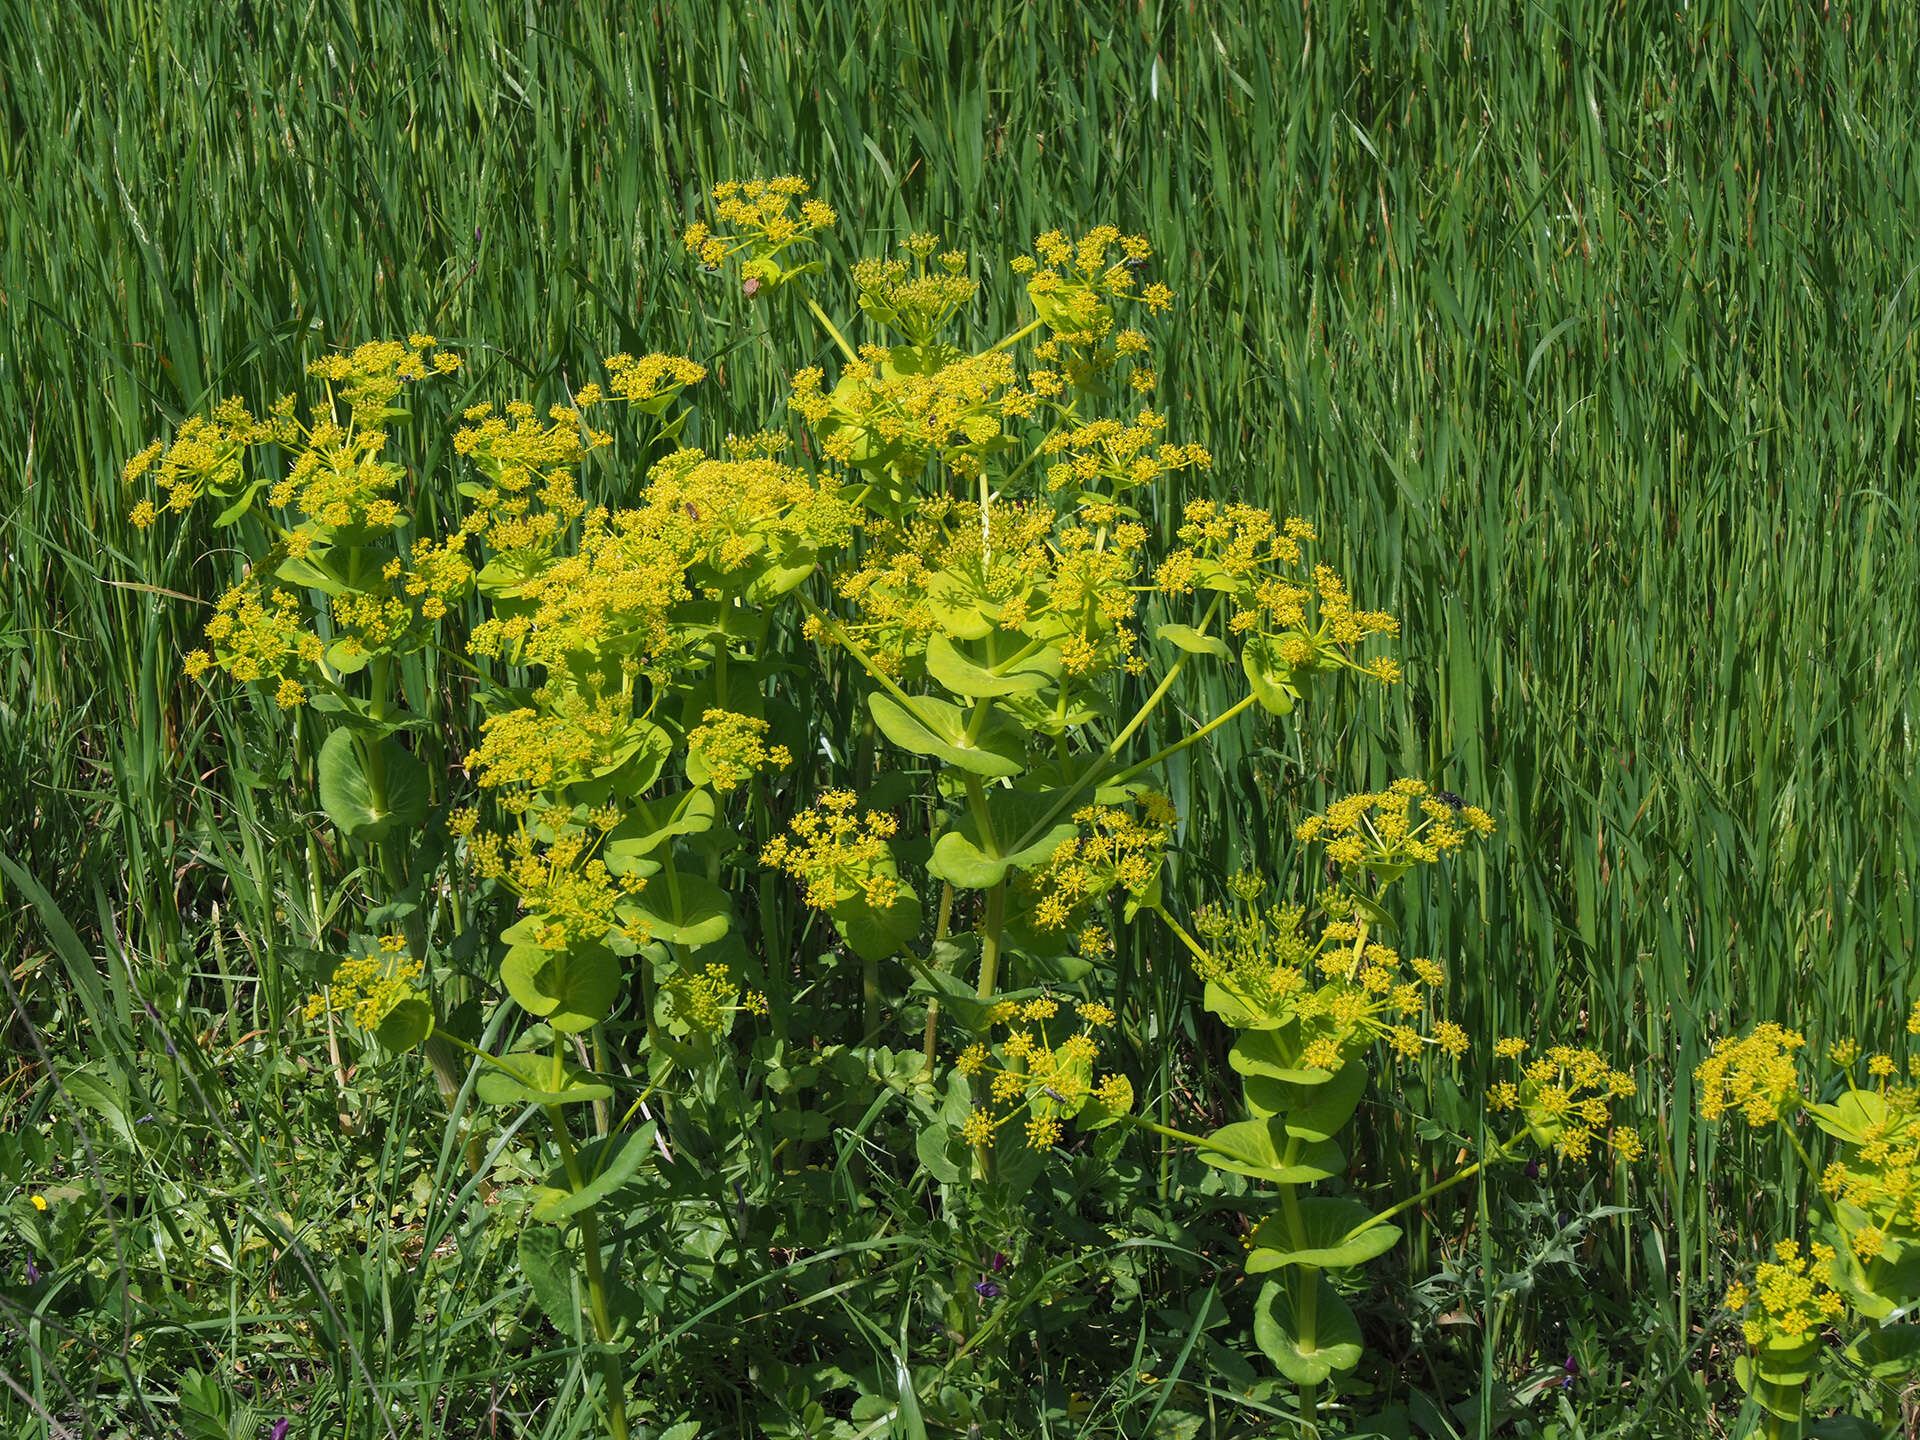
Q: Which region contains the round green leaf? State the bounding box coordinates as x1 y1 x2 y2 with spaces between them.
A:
1244 1061 1369 1142
1253 1278 1364 1384
475 1051 614 1107
925 632 1053 699
1197 1120 1344 1182
1201 978 1288 1029
1230 1023 1337 1085
316 728 430 842
500 940 621 1033
1241 635 1298 716
928 829 1011 890
374 997 435 1054
833 876 922 961
1246 1198 1402 1272
622 869 732 948
1156 622 1230 659
868 692 1025 777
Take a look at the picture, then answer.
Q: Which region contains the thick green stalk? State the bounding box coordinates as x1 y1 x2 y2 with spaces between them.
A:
546 1090 630 1440
1281 1182 1321 1428
975 881 1007 1003
921 880 955 1075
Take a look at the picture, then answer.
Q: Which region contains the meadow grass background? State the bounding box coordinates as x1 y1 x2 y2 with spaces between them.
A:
2 1 1917 1434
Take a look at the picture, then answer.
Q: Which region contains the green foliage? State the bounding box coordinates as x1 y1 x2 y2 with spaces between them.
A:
3 3 1918 1439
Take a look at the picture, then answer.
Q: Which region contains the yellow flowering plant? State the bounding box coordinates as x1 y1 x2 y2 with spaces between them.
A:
1696 1013 1920 1430
123 176 1640 1434
1136 797 1637 1423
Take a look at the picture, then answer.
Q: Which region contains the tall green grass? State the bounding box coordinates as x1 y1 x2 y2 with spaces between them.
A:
3 1 1916 1433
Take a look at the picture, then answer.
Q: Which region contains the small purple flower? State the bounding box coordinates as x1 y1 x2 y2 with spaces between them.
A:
269 1420 290 1440
989 1251 1008 1273
24 1259 40 1284
1560 1355 1578 1390
1524 1159 1541 1181
973 1280 1000 1299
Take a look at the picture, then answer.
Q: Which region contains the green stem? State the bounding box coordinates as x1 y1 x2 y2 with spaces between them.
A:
1342 1137 1526 1241
1280 1183 1321 1428
1103 692 1259 792
921 881 955 1076
544 1099 630 1440
969 882 1008 1180
1118 1114 1270 1164
984 316 1044 355
804 296 857 363
1002 596 1225 857
976 882 1007 1002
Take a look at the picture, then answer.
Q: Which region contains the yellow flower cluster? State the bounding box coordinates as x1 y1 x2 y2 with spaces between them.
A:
126 339 459 535
1190 872 1456 1066
1487 1041 1640 1161
604 352 708 407
683 176 837 274
124 397 275 527
191 575 324 705
631 441 856 587
1725 1239 1847 1348
1695 1023 1806 1126
1011 226 1170 356
851 237 978 344
453 397 607 554
1016 797 1176 936
955 993 1130 1150
760 791 902 912
661 961 768 1037
308 336 462 431
826 498 1150 684
1156 502 1402 685
465 827 647 950
1041 410 1210 497
1817 1077 1920 1264
790 347 1028 477
302 933 425 1030
266 425 408 532
1294 779 1496 875
400 535 475 621
686 709 792 792
331 587 412 658
470 436 852 673
465 692 632 796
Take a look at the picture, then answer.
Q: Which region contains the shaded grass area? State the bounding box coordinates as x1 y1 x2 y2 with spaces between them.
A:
2 1 1916 1434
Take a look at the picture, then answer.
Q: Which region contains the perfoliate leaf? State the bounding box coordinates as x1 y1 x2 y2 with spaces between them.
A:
1246 1197 1401 1271
316 728 430 842
375 997 435 1053
474 1051 614 1107
1229 1022 1338 1085
867 692 1026 777
833 876 922 961
1253 1278 1364 1384
1156 622 1230 659
621 869 732 948
1243 1061 1368 1142
1197 1120 1344 1183
500 940 621 1033
925 632 1053 699
1241 635 1298 716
